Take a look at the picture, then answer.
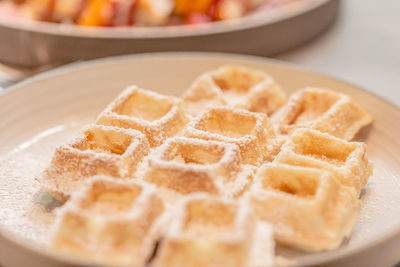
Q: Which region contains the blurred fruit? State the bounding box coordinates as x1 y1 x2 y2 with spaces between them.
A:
53 0 85 22
25 0 54 21
2 0 268 26
173 0 213 16
216 0 245 20
134 0 173 25
184 12 211 24
77 0 112 26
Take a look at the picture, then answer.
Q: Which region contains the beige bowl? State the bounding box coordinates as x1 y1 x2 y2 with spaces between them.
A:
0 52 399 267
0 0 338 68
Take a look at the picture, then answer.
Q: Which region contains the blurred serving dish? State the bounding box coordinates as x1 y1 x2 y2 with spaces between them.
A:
1 0 316 27
0 0 338 67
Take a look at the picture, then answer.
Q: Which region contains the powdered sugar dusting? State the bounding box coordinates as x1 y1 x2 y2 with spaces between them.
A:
0 120 90 248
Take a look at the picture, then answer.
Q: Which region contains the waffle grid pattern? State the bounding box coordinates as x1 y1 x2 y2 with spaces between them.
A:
40 65 373 266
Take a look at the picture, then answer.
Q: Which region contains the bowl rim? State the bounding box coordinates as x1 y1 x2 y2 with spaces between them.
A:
0 51 399 267
0 0 331 39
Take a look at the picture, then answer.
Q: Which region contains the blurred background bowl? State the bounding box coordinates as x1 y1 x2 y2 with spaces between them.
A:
0 0 338 68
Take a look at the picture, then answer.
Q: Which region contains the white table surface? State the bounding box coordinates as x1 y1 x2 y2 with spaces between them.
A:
277 0 400 107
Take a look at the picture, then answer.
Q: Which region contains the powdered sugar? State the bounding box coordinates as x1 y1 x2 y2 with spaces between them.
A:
0 121 88 248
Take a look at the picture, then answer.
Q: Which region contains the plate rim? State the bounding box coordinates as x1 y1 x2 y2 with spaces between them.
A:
1 51 399 267
0 0 333 39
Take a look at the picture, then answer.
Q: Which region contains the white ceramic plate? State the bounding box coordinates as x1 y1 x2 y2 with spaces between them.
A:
0 53 399 267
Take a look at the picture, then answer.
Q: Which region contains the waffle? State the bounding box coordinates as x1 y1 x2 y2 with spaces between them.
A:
153 193 274 267
40 124 150 201
52 176 165 266
272 88 373 140
275 128 373 195
143 137 253 199
182 65 287 117
249 163 360 251
184 106 283 165
97 86 189 147
37 65 375 265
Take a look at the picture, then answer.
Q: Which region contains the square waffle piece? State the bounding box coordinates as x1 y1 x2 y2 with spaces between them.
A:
275 128 373 195
185 107 283 165
272 87 373 140
152 193 274 267
143 137 253 199
181 65 287 116
52 176 165 266
40 124 149 201
249 163 360 251
97 86 189 147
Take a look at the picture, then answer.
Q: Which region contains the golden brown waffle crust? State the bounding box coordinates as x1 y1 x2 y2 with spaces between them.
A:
184 106 282 165
97 86 190 147
275 128 373 195
143 137 254 198
39 124 150 198
272 87 373 140
51 176 166 266
250 163 360 251
182 65 287 117
153 193 275 267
